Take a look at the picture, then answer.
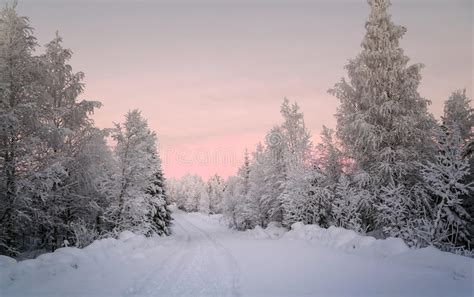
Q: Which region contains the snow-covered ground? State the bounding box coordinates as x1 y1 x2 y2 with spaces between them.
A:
1 209 472 297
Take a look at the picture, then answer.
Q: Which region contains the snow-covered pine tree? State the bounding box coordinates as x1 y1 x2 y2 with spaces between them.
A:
109 110 171 236
420 125 472 250
329 0 436 232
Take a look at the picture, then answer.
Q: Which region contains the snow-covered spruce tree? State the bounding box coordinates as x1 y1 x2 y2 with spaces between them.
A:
280 98 312 173
261 99 313 226
223 99 313 230
0 3 42 256
314 126 362 230
420 125 472 250
221 146 266 230
221 145 261 230
463 141 474 248
109 110 171 236
221 149 258 230
443 89 473 143
317 126 343 187
245 143 266 228
279 98 319 228
239 148 251 197
329 0 436 232
260 126 287 225
145 154 172 235
442 90 473 249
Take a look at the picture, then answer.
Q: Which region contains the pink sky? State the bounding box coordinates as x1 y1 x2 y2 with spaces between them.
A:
17 0 473 179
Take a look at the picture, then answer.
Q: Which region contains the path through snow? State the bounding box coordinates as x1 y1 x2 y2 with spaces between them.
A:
125 212 240 297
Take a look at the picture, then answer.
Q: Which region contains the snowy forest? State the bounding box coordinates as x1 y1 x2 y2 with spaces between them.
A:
1 0 473 258
167 1 474 254
0 4 172 257
0 0 473 296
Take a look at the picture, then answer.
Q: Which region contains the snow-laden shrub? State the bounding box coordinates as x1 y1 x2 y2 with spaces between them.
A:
71 219 98 248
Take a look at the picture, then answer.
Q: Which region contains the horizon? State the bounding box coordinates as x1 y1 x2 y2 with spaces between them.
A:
13 0 473 179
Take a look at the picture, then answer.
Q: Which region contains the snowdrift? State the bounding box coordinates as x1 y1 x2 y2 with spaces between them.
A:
244 222 287 240
241 220 472 282
242 221 409 256
284 222 410 257
0 231 164 290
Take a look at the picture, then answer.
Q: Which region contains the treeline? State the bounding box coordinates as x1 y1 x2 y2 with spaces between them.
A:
167 174 225 214
169 0 473 253
226 0 474 252
0 4 171 258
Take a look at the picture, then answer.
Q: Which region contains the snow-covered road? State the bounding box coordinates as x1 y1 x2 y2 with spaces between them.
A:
125 212 240 297
1 210 473 297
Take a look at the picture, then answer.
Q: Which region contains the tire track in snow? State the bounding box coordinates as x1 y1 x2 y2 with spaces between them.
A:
122 219 191 297
124 212 241 297
177 215 241 297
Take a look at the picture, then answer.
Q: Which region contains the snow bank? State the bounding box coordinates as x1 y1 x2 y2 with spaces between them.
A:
241 221 410 257
245 222 287 240
0 231 161 290
283 222 410 256
0 255 16 268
